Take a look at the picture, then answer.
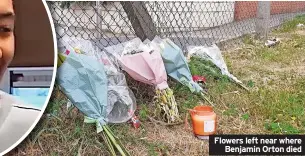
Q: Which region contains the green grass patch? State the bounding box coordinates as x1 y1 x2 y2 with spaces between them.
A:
275 15 305 33
223 104 238 116
173 83 201 112
251 81 305 134
250 33 305 65
46 98 65 115
242 34 255 45
264 122 301 134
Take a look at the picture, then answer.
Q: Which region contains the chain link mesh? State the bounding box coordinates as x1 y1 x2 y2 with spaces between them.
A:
48 1 305 51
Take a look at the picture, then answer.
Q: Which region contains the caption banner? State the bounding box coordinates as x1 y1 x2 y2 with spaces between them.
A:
209 135 305 155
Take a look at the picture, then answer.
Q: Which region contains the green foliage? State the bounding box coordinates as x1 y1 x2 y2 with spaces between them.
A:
189 57 230 81
139 104 149 121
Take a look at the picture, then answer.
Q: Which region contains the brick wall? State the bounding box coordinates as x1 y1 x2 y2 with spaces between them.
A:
234 1 305 21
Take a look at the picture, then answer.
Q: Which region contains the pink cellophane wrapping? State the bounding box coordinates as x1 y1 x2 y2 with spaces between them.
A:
105 38 169 90
120 50 168 90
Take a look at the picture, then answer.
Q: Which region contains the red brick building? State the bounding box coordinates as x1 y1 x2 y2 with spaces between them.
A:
234 1 305 21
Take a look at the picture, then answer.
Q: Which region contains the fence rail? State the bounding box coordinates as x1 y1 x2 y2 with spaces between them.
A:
48 1 305 51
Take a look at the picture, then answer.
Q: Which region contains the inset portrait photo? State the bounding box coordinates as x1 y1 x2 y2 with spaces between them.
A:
0 0 56 154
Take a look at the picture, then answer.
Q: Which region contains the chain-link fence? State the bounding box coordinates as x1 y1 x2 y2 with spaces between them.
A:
48 1 305 51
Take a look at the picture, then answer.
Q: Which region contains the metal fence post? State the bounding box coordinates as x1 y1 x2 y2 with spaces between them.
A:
96 1 102 40
255 1 271 40
120 2 157 41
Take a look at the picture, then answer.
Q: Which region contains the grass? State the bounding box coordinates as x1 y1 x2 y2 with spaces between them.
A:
274 15 305 33
7 16 305 155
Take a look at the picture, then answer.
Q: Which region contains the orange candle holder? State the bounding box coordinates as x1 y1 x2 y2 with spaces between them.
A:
190 105 217 139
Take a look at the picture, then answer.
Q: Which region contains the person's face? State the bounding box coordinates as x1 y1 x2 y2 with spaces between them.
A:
0 0 14 81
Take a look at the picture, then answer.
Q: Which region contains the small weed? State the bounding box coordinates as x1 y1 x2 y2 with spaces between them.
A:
223 104 238 116
241 113 250 121
139 104 149 121
72 123 83 138
247 80 255 88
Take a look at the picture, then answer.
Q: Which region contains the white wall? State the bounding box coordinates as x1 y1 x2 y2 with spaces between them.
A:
146 2 235 32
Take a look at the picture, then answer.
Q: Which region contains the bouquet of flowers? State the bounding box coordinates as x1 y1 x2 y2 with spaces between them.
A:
146 37 214 105
57 49 130 156
105 38 180 123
